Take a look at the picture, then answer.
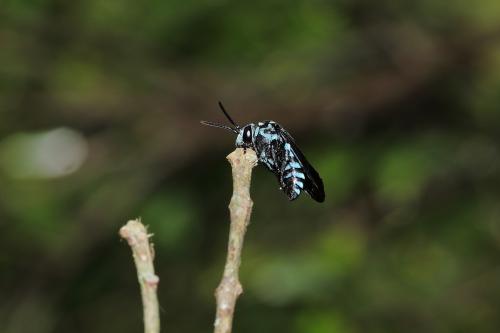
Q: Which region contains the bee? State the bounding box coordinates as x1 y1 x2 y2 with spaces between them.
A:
201 102 325 202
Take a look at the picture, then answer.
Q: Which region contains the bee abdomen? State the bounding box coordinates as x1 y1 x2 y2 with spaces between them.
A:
282 165 306 200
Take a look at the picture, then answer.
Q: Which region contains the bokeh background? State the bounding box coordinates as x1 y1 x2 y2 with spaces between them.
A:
2 0 500 332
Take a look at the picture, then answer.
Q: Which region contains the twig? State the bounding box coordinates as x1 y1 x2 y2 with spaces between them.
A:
119 219 160 333
213 148 258 333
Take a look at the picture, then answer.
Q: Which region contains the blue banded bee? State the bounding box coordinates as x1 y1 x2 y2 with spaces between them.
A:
201 102 325 202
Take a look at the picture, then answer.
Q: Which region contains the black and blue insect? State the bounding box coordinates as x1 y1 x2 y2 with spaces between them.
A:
201 102 325 202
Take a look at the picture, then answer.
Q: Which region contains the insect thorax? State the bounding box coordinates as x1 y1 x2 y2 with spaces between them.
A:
235 121 282 171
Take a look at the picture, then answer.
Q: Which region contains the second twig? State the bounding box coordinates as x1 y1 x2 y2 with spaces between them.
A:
119 219 160 333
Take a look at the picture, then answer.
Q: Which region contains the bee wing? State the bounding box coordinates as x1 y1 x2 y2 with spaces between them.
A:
279 128 325 202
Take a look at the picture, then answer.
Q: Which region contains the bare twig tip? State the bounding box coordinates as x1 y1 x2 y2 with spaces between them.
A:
120 218 160 333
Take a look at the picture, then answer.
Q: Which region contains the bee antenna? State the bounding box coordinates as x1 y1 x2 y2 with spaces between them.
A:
218 101 239 129
200 121 239 134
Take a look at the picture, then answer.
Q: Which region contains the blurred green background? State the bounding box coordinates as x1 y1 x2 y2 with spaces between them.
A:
1 0 500 332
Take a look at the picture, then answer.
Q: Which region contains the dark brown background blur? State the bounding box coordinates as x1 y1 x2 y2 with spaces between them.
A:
1 0 500 332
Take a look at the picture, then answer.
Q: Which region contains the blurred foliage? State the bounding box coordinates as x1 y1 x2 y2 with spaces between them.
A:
1 0 500 332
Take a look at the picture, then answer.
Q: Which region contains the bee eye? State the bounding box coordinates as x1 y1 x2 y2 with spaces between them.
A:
242 127 253 144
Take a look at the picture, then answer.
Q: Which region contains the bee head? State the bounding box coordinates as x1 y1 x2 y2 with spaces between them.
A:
235 124 255 148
